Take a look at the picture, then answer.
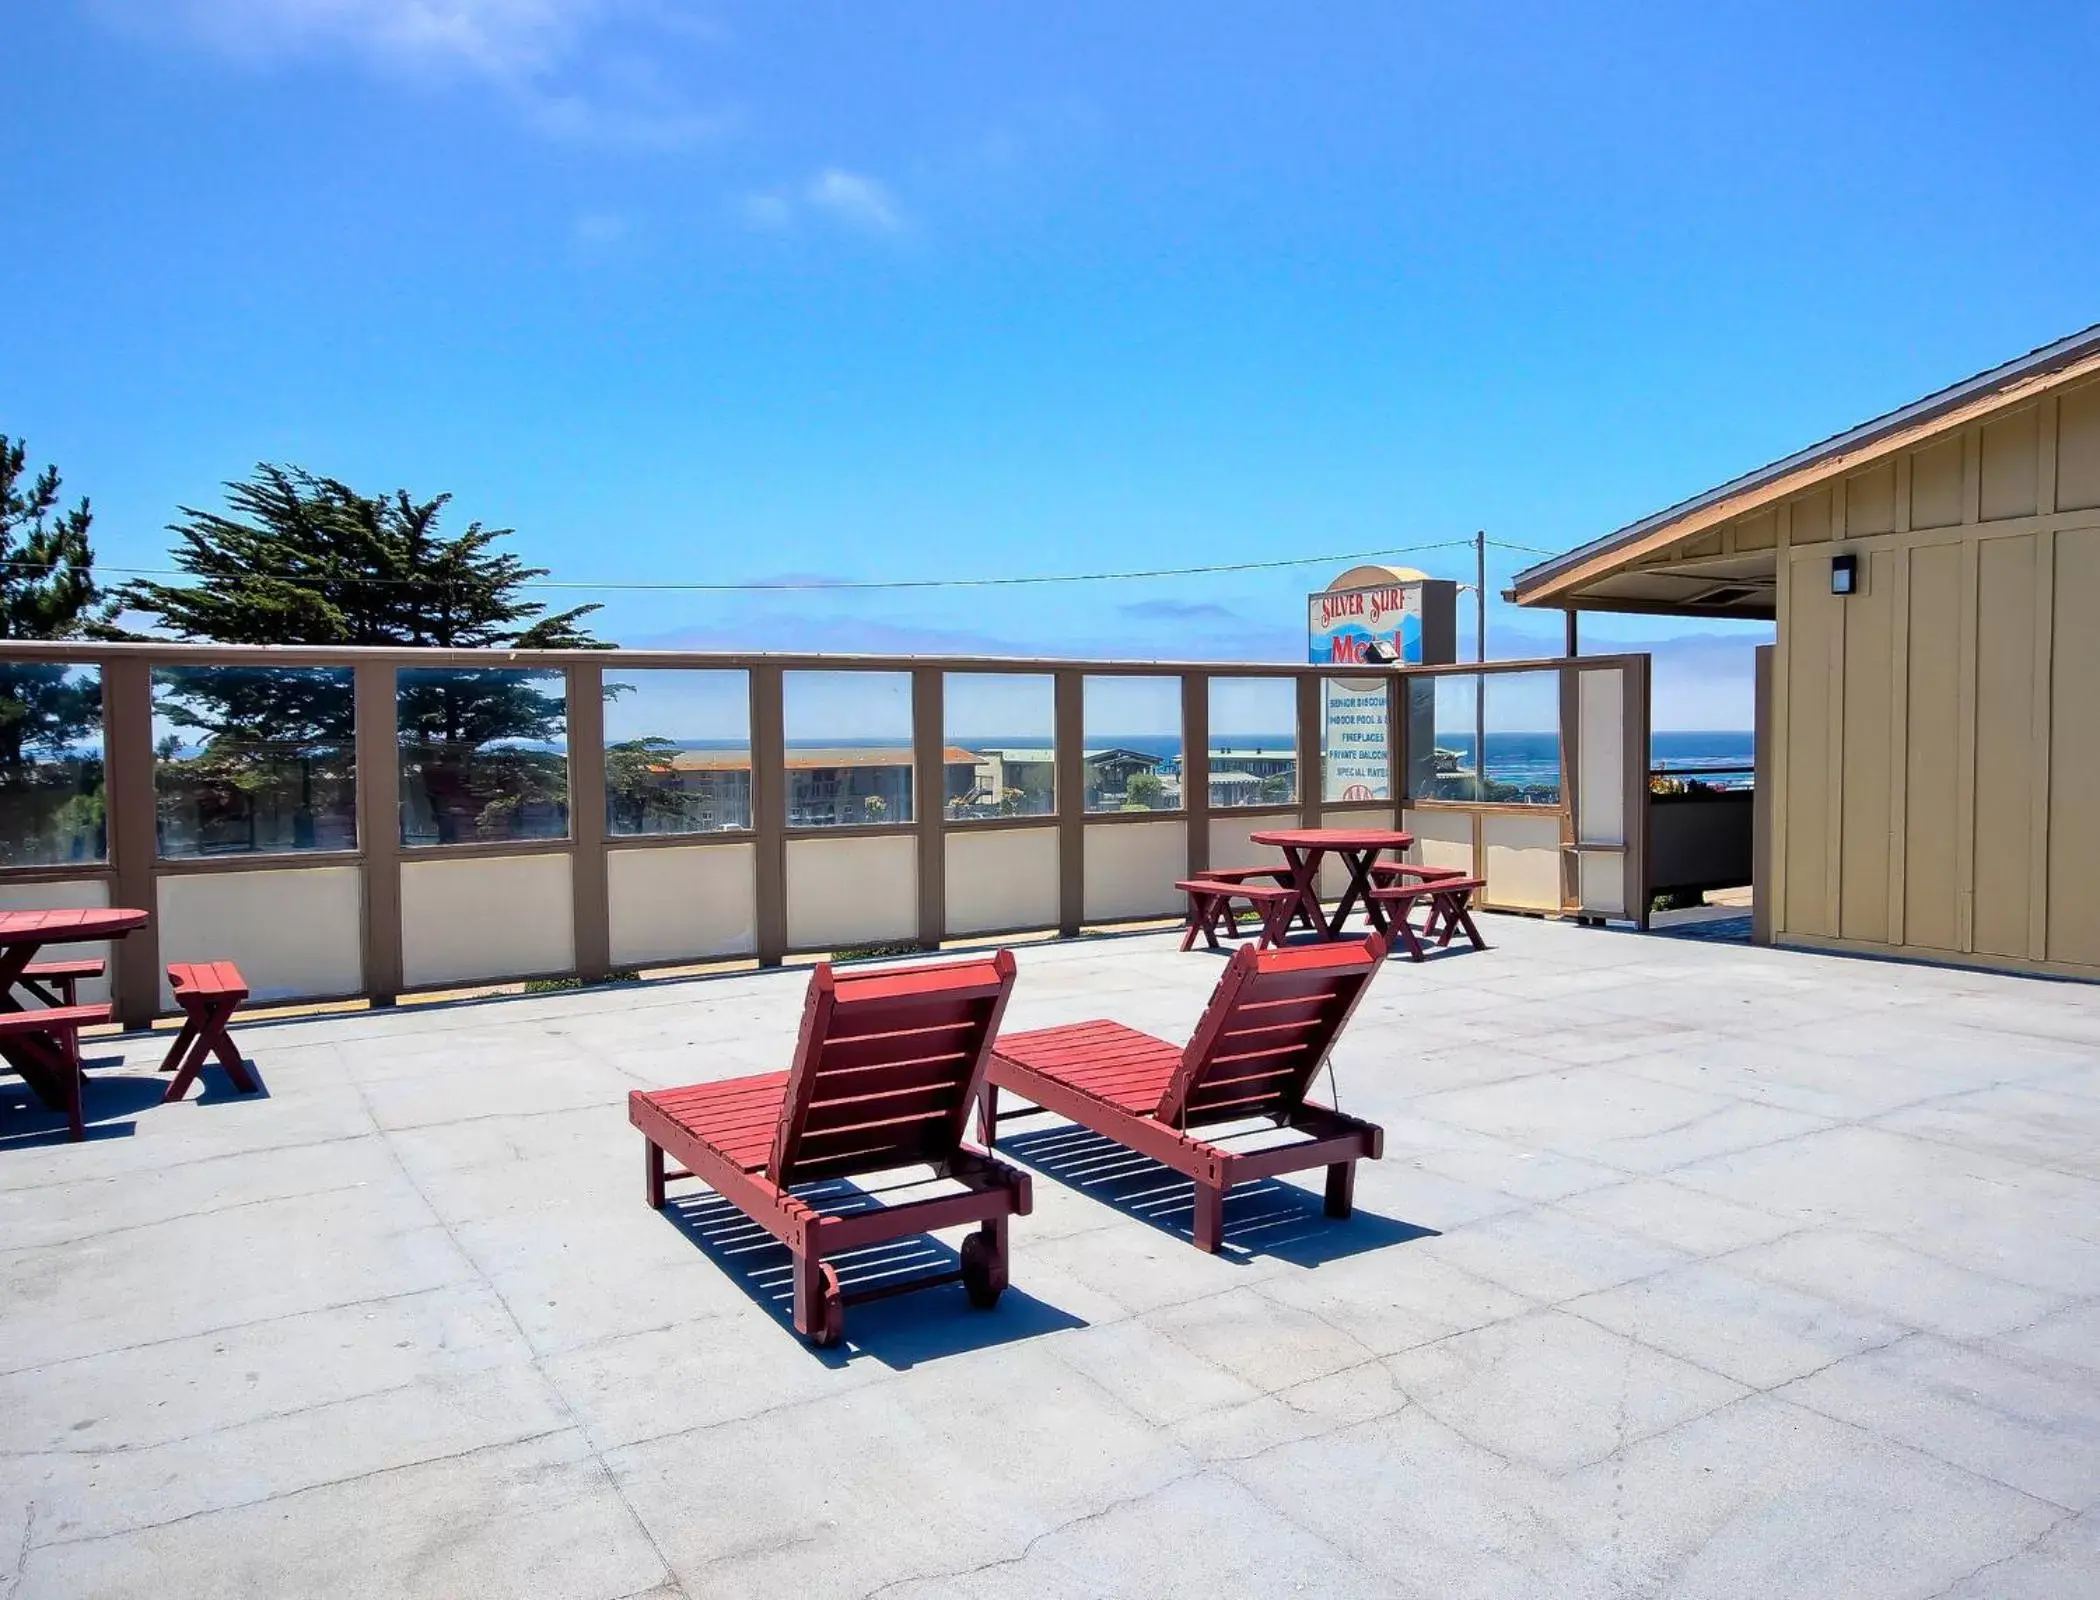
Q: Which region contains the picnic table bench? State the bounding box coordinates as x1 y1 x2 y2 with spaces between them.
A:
1368 864 1488 960
1175 867 1307 951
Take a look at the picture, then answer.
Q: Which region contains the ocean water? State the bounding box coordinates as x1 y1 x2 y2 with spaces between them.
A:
733 728 1759 790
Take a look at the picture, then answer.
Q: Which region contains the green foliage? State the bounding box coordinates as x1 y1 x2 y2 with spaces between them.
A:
122 467 616 848
605 736 717 833
0 438 109 771
861 793 888 823
1125 770 1166 810
118 465 603 649
0 438 111 863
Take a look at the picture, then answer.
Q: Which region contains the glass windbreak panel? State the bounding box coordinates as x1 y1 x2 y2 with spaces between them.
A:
1406 673 1559 803
604 669 751 835
1484 671 1563 804
945 672 1054 820
0 664 106 865
1322 676 1392 802
784 671 912 827
398 668 569 845
1083 676 1181 813
154 666 356 857
1208 678 1297 808
1406 674 1480 800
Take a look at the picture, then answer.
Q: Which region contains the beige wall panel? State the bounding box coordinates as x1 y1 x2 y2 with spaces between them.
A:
1482 812 1562 911
945 828 1059 937
1577 850 1628 917
785 835 918 949
1577 667 1626 847
2059 383 2100 512
0 878 114 1005
1783 559 1836 935
1082 819 1186 922
1971 536 2038 957
1735 510 1778 552
1903 543 1965 952
1401 809 1474 875
401 853 574 987
1910 437 1965 529
1980 407 2041 522
1207 811 1297 875
1838 551 1895 942
1681 531 1724 560
1845 463 1896 537
2048 527 2100 964
158 866 364 1005
607 843 756 966
1789 488 1831 544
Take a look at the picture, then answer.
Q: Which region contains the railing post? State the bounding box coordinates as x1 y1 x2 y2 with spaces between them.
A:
1625 653 1653 930
1181 671 1209 876
1387 669 1409 831
354 662 401 1004
751 665 787 964
1295 673 1323 828
913 667 945 951
1557 659 1582 915
103 659 159 1029
567 663 609 982
1055 669 1084 937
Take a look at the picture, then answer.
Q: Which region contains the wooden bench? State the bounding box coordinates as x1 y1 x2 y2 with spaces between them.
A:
0 1003 113 1140
21 957 104 1007
162 962 260 1103
1176 867 1307 952
1368 871 1488 960
21 959 107 1067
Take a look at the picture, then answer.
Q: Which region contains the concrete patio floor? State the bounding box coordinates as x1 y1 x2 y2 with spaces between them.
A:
3 915 2098 1598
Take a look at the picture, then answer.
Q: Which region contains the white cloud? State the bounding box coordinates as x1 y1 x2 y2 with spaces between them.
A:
804 169 903 234
114 0 603 74
99 0 733 147
736 168 907 237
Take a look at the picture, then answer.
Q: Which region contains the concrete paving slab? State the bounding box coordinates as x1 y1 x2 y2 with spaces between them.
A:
1565 1260 1908 1388
5 918 2099 1597
1382 1308 1748 1474
12 1430 666 1600
1551 1392 2067 1599
1780 1334 2100 1510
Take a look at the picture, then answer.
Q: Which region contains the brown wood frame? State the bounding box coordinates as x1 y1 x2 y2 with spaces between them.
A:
0 643 1652 1023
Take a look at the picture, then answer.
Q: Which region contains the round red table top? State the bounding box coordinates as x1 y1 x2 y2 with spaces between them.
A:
1249 827 1414 851
0 907 150 946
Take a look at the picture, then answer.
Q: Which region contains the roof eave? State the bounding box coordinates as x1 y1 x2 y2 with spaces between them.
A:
1511 323 2100 608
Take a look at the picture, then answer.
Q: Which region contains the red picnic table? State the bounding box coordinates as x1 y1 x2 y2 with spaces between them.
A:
0 908 148 1139
1247 827 1415 941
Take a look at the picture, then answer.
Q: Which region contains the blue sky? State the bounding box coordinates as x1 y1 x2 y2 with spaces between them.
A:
7 2 2097 730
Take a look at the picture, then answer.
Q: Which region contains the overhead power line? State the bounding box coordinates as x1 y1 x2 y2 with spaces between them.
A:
0 540 1483 595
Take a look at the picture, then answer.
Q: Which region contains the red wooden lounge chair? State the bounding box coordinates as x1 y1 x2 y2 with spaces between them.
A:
629 951 1032 1347
980 935 1387 1253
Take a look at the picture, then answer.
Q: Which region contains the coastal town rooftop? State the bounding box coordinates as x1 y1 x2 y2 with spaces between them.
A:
4 913 2097 1596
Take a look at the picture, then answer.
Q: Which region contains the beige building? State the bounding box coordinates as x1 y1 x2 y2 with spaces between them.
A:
1512 323 2100 982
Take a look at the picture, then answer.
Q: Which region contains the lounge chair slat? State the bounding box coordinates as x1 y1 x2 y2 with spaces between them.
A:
983 937 1388 1254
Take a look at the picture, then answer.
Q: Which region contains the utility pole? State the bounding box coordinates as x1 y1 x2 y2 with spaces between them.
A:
1474 529 1487 793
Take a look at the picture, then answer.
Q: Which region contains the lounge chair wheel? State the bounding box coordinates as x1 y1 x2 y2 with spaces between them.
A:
961 1230 1007 1309
809 1262 846 1348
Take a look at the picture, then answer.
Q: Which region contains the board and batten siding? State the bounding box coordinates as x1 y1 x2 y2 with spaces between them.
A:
1768 376 2100 979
